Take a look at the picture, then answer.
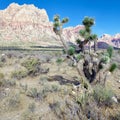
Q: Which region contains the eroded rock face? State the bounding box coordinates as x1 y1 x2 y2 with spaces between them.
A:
0 3 83 46
98 34 120 49
0 3 119 48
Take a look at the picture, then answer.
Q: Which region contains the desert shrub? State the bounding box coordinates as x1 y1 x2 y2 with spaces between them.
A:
28 102 36 113
51 84 60 92
19 83 28 93
56 58 63 65
101 54 110 64
109 113 120 120
39 77 48 85
0 72 4 79
76 92 89 109
0 56 6 62
6 93 20 110
26 86 52 100
21 58 41 76
11 69 28 80
118 49 120 54
67 47 75 55
0 79 16 87
100 46 113 64
107 46 113 58
21 111 37 120
26 88 38 98
93 85 114 107
76 54 82 61
109 63 117 73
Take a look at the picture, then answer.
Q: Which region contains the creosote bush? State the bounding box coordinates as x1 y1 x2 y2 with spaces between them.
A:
109 63 117 73
28 102 36 113
56 58 63 65
26 88 38 98
4 93 21 110
93 85 114 107
21 58 41 76
67 47 75 56
11 69 28 80
0 79 16 87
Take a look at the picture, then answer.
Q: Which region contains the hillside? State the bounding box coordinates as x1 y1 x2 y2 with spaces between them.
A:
0 3 120 48
0 3 83 46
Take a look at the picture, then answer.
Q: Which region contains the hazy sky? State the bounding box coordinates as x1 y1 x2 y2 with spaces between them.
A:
0 0 120 36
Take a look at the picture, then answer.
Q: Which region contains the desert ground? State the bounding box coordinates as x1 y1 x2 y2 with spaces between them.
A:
0 47 120 120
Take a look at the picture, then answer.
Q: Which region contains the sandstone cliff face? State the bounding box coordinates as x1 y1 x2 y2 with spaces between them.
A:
98 34 120 49
0 3 83 46
0 3 120 48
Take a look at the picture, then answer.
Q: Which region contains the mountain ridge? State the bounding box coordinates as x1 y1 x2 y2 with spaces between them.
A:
0 3 120 48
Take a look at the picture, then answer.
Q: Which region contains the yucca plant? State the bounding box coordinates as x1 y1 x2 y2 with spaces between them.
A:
53 15 69 51
77 17 98 54
107 46 113 58
67 47 75 56
109 63 117 73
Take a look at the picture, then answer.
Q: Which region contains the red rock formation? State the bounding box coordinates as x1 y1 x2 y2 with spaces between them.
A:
98 34 120 48
0 3 83 46
0 3 119 48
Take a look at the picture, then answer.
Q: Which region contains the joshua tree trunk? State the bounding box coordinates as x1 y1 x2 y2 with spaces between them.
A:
59 34 68 52
89 40 91 55
94 40 97 52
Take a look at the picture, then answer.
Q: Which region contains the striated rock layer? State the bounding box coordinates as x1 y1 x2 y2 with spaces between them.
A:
0 3 120 48
0 3 83 46
98 34 120 49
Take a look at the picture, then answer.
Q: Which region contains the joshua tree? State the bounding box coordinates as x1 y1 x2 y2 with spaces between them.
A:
53 15 117 86
53 15 69 52
76 17 98 54
53 15 90 88
92 34 98 52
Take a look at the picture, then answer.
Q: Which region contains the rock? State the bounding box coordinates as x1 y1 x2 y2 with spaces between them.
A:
117 80 120 83
0 3 119 48
98 34 120 49
0 3 83 46
112 96 118 103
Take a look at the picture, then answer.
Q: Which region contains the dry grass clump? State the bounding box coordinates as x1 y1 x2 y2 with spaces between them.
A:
93 85 114 107
21 57 41 76
0 92 21 112
11 69 28 80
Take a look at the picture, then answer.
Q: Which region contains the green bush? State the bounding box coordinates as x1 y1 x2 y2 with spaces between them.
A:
56 58 63 65
107 46 113 58
21 58 41 76
7 93 20 110
28 102 36 113
93 85 114 107
109 63 117 73
11 69 28 80
1 79 16 87
67 47 75 56
101 55 110 64
26 88 38 98
76 92 89 108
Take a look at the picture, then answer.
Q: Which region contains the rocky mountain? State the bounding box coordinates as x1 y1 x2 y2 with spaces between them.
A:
98 34 120 49
0 3 120 48
0 3 83 46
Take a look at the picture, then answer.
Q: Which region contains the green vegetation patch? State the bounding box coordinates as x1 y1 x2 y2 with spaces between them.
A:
21 58 41 76
11 69 28 80
93 85 114 107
